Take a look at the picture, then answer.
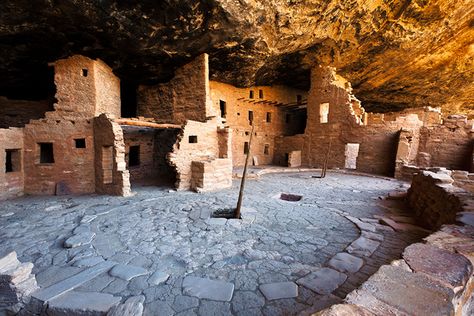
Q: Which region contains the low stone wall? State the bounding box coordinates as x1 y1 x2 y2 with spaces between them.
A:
317 169 474 315
191 158 232 192
407 170 468 230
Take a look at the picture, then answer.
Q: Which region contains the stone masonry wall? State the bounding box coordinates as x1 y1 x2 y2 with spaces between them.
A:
209 81 307 166
54 55 121 118
274 135 306 166
23 113 95 195
93 59 121 118
0 97 52 128
276 65 424 176
137 54 214 124
53 55 97 115
123 127 156 182
0 128 24 200
168 119 221 190
191 158 232 192
94 114 131 196
417 115 473 171
407 169 467 230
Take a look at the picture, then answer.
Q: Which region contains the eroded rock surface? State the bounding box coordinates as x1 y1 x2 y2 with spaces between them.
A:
0 0 472 114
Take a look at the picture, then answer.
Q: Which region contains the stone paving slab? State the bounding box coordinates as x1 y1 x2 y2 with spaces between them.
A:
296 268 347 295
346 237 380 257
107 295 145 316
328 253 364 273
378 217 429 234
64 232 96 248
47 291 121 316
182 276 234 301
109 264 148 281
259 281 298 300
315 303 376 316
0 251 19 271
403 243 472 288
148 271 170 286
72 256 105 268
347 265 455 316
32 260 117 303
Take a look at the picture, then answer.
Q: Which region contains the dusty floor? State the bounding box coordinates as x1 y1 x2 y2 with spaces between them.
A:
0 172 426 315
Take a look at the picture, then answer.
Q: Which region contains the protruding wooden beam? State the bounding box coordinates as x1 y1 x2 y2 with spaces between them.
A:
115 119 181 129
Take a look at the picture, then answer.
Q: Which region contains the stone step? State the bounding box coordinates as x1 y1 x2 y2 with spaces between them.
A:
47 291 121 316
31 260 117 305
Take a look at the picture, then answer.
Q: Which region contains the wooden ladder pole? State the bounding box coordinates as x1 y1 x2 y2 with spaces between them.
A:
235 123 255 219
322 138 332 178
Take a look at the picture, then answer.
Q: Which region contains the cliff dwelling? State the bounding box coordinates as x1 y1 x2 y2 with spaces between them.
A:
1 1 474 315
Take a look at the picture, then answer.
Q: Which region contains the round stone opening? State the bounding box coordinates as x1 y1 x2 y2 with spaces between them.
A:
211 208 239 219
280 193 303 201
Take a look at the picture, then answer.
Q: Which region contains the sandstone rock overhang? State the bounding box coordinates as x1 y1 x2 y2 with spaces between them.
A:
0 0 472 114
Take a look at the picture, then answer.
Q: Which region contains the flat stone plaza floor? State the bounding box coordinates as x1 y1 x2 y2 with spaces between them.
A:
0 172 427 315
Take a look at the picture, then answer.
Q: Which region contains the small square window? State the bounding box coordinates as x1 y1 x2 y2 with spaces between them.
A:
75 138 86 148
82 68 88 77
320 103 329 123
189 135 198 143
219 100 226 118
129 145 140 167
259 90 263 98
39 143 54 164
266 112 272 123
5 149 20 173
297 95 302 104
249 90 254 99
264 144 270 155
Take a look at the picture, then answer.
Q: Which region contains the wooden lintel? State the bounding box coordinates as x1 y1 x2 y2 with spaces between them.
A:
115 119 182 129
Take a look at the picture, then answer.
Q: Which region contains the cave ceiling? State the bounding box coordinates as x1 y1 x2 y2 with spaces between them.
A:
0 0 472 113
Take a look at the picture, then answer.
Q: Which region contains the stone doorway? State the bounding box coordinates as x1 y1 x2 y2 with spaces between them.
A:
345 143 360 169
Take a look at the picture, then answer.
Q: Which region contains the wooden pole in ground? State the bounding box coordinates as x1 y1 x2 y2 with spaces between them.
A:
322 138 332 178
235 124 255 219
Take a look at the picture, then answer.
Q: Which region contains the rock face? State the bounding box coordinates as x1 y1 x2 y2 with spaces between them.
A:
0 0 472 113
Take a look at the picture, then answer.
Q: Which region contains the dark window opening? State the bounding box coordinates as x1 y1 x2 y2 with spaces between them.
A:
129 145 140 167
237 112 240 116
82 69 88 77
219 100 227 118
5 149 20 173
259 90 263 98
249 90 254 99
266 112 272 123
244 142 249 154
75 138 86 148
297 95 302 104
264 144 269 155
245 131 249 136
284 109 307 136
189 135 198 143
248 111 254 125
39 143 54 163
121 81 138 118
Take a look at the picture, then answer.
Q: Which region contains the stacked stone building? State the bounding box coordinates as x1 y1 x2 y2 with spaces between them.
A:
0 53 472 200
